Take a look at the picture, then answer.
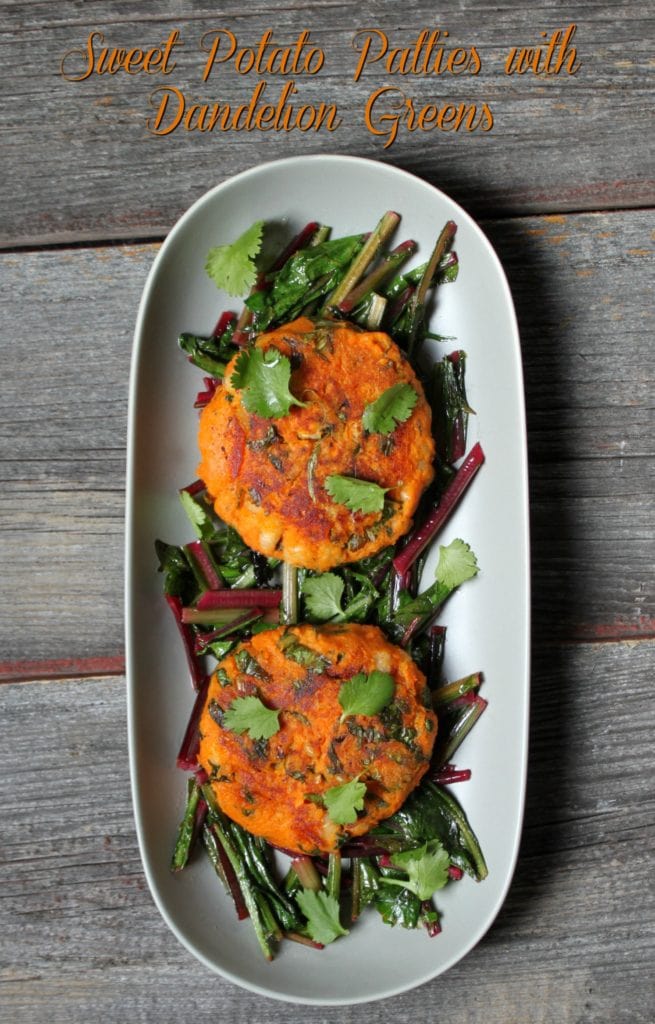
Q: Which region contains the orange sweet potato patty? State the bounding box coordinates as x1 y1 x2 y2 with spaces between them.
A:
197 624 438 854
197 317 435 571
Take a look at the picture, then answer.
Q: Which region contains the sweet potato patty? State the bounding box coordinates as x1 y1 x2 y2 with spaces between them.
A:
197 317 435 571
197 624 437 854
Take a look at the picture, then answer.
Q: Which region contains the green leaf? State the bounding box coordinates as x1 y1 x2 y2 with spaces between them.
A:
362 382 418 435
295 889 349 945
154 540 197 604
386 840 450 900
302 573 345 621
323 777 367 824
372 884 422 929
178 330 235 377
205 221 264 296
231 347 306 419
436 538 479 590
338 671 395 721
222 695 280 740
325 475 389 514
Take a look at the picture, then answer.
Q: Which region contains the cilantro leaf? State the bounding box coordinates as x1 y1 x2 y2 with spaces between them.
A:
222 695 280 740
362 383 418 435
295 889 349 945
392 538 479 631
325 475 389 514
231 347 306 419
322 777 367 824
338 671 395 721
179 489 218 542
205 221 264 296
436 538 479 589
302 573 345 621
386 840 450 900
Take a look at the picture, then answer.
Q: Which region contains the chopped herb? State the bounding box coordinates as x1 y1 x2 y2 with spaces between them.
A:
234 649 268 680
246 425 279 452
278 632 330 672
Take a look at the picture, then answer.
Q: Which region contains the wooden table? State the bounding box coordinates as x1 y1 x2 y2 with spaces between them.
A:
1 2 653 1020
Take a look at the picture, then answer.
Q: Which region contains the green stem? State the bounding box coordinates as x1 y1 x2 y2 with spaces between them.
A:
310 224 331 247
322 211 400 313
407 220 457 357
431 783 488 880
432 673 482 708
338 241 416 313
170 778 200 872
326 851 342 901
281 562 299 625
365 293 387 329
434 699 487 769
201 785 275 959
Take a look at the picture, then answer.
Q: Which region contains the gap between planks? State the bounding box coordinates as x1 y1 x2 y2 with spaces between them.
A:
1 202 653 255
2 625 654 684
0 655 126 684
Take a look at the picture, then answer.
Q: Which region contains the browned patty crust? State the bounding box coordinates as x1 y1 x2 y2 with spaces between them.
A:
197 624 437 854
197 317 435 571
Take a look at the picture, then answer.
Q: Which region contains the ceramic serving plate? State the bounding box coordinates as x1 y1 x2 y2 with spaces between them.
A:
126 155 529 1005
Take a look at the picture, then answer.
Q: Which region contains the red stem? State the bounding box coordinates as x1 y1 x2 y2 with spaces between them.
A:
393 443 485 578
193 609 264 653
271 221 320 272
431 765 472 785
164 594 205 691
181 479 206 497
212 310 236 338
176 674 210 771
211 824 250 921
194 377 221 409
185 541 223 591
195 588 282 610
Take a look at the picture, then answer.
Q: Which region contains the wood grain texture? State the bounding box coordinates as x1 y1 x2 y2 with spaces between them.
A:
0 0 653 246
0 210 652 666
1 640 653 1021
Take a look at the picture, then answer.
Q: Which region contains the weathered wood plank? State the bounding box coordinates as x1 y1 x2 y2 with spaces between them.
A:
0 211 652 666
0 1 653 246
1 639 653 1021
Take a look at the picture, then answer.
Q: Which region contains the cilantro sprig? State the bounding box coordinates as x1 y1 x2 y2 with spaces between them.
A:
386 840 450 900
362 382 418 435
205 221 264 297
338 671 395 722
325 475 389 514
231 347 306 419
295 889 349 945
301 571 379 624
222 695 280 740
